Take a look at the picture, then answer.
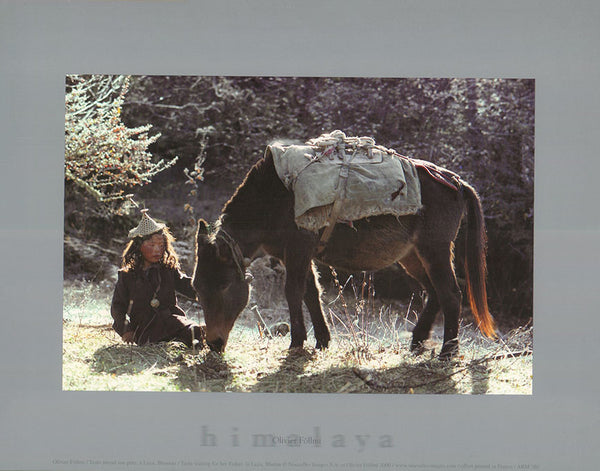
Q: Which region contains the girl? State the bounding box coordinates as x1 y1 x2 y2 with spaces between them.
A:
111 209 204 348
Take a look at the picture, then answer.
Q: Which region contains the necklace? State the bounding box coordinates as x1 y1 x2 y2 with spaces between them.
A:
148 267 161 309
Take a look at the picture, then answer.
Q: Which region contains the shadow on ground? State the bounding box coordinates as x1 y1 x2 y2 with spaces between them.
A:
91 342 232 391
250 350 492 395
91 341 492 394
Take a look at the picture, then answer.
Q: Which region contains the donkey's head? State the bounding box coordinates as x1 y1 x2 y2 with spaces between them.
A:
192 219 251 353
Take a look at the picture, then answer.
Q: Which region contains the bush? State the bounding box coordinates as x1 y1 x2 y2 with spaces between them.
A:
64 75 178 207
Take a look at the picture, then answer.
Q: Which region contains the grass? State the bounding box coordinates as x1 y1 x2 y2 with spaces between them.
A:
62 280 533 394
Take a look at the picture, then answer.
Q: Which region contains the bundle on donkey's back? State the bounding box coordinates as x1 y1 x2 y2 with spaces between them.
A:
192 131 495 359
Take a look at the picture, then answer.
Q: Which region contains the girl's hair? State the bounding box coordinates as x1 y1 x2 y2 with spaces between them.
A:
121 227 180 272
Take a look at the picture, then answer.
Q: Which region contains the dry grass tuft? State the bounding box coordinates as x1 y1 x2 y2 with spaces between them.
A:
63 321 532 394
63 280 532 394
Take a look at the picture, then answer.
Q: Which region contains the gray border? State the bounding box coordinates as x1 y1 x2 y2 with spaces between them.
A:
1 1 598 470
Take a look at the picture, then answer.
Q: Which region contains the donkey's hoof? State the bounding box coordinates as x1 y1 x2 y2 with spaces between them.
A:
438 341 459 360
410 339 427 356
314 327 331 350
288 346 306 356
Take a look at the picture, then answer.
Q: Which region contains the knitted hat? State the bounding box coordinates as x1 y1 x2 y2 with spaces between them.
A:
128 209 166 239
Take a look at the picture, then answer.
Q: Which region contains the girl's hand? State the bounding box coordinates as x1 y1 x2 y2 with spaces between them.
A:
122 331 135 344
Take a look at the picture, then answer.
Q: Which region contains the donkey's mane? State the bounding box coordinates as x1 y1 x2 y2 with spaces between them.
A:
223 155 270 210
221 152 287 224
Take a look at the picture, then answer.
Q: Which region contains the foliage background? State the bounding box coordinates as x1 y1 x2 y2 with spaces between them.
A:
64 76 534 324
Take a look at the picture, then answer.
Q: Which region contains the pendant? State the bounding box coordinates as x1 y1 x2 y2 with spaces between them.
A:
150 296 160 308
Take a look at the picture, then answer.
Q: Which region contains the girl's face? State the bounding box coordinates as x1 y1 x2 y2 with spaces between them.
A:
140 233 166 268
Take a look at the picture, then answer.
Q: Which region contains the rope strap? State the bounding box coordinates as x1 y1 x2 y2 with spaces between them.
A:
216 228 247 281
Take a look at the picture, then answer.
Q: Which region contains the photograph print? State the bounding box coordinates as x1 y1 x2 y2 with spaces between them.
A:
63 75 534 394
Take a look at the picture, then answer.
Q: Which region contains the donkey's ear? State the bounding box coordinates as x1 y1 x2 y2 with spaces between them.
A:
197 219 210 239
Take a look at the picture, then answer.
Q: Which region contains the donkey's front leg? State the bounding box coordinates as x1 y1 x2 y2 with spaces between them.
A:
284 268 308 349
304 268 330 349
284 243 314 349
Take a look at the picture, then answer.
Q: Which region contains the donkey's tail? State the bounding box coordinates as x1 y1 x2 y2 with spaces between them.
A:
462 182 496 338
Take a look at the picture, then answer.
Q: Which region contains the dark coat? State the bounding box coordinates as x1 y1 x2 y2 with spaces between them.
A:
111 264 200 346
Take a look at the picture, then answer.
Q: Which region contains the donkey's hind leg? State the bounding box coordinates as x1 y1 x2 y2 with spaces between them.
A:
304 267 331 350
400 252 440 354
416 244 462 359
411 288 440 355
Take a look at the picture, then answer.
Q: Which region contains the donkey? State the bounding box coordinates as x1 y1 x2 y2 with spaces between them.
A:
192 147 495 358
